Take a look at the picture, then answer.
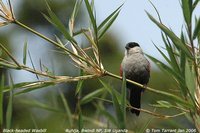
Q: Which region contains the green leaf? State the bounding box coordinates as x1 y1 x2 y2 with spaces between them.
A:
6 75 14 128
0 74 4 126
146 54 184 84
111 88 124 128
98 4 122 31
139 115 154 133
43 4 76 44
55 35 64 47
84 0 98 37
180 32 186 76
185 60 196 101
0 48 2 56
80 88 105 105
78 111 83 131
100 109 118 126
69 0 83 36
3 81 47 93
28 51 39 80
75 70 84 95
147 55 193 108
99 80 127 104
193 0 200 10
96 104 118 126
98 11 120 40
99 80 125 128
0 61 18 69
146 12 192 59
181 0 192 26
156 100 173 108
23 39 28 65
19 99 61 112
99 80 112 94
98 4 123 39
120 72 126 127
176 32 189 97
75 80 84 95
30 114 38 128
58 89 73 128
13 81 55 95
161 34 181 74
71 0 83 21
153 42 171 65
193 18 200 39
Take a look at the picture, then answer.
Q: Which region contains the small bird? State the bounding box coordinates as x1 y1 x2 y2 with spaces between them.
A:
120 42 150 116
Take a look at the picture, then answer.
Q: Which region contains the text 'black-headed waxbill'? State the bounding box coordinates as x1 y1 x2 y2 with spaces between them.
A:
120 42 150 116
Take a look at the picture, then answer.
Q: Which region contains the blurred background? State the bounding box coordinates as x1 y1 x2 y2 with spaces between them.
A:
1 0 199 132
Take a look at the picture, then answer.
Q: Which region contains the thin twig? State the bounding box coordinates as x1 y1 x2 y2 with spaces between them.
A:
13 20 87 63
94 97 187 119
104 71 192 108
127 105 187 119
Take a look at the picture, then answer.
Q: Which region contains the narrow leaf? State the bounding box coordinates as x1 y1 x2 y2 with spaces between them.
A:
71 0 83 21
28 51 39 80
31 114 38 128
181 0 192 26
75 80 84 95
139 115 154 133
20 99 61 112
0 61 18 69
3 81 52 93
99 80 112 94
43 6 76 43
98 4 123 30
180 32 186 76
161 34 181 74
156 100 173 108
98 11 120 40
96 104 118 126
98 4 123 39
23 40 28 65
146 12 192 59
146 54 184 84
14 81 55 95
193 0 200 10
78 111 83 131
121 72 126 127
153 43 171 64
193 18 200 39
185 60 196 100
6 75 13 128
177 32 189 97
0 74 4 126
111 88 124 128
58 89 73 127
99 79 128 104
80 88 105 105
147 55 193 109
75 70 84 95
84 0 98 36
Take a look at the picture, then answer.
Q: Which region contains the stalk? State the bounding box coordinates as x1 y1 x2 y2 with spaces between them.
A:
104 71 193 108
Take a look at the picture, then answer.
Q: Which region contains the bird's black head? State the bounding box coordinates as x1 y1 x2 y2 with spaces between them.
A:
125 42 140 50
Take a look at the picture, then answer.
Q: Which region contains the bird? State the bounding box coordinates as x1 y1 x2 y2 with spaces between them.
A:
120 42 150 116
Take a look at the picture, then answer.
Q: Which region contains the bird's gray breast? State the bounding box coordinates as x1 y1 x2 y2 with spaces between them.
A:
122 53 149 84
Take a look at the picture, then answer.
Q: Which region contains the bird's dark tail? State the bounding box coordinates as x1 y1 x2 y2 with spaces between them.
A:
130 87 141 116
